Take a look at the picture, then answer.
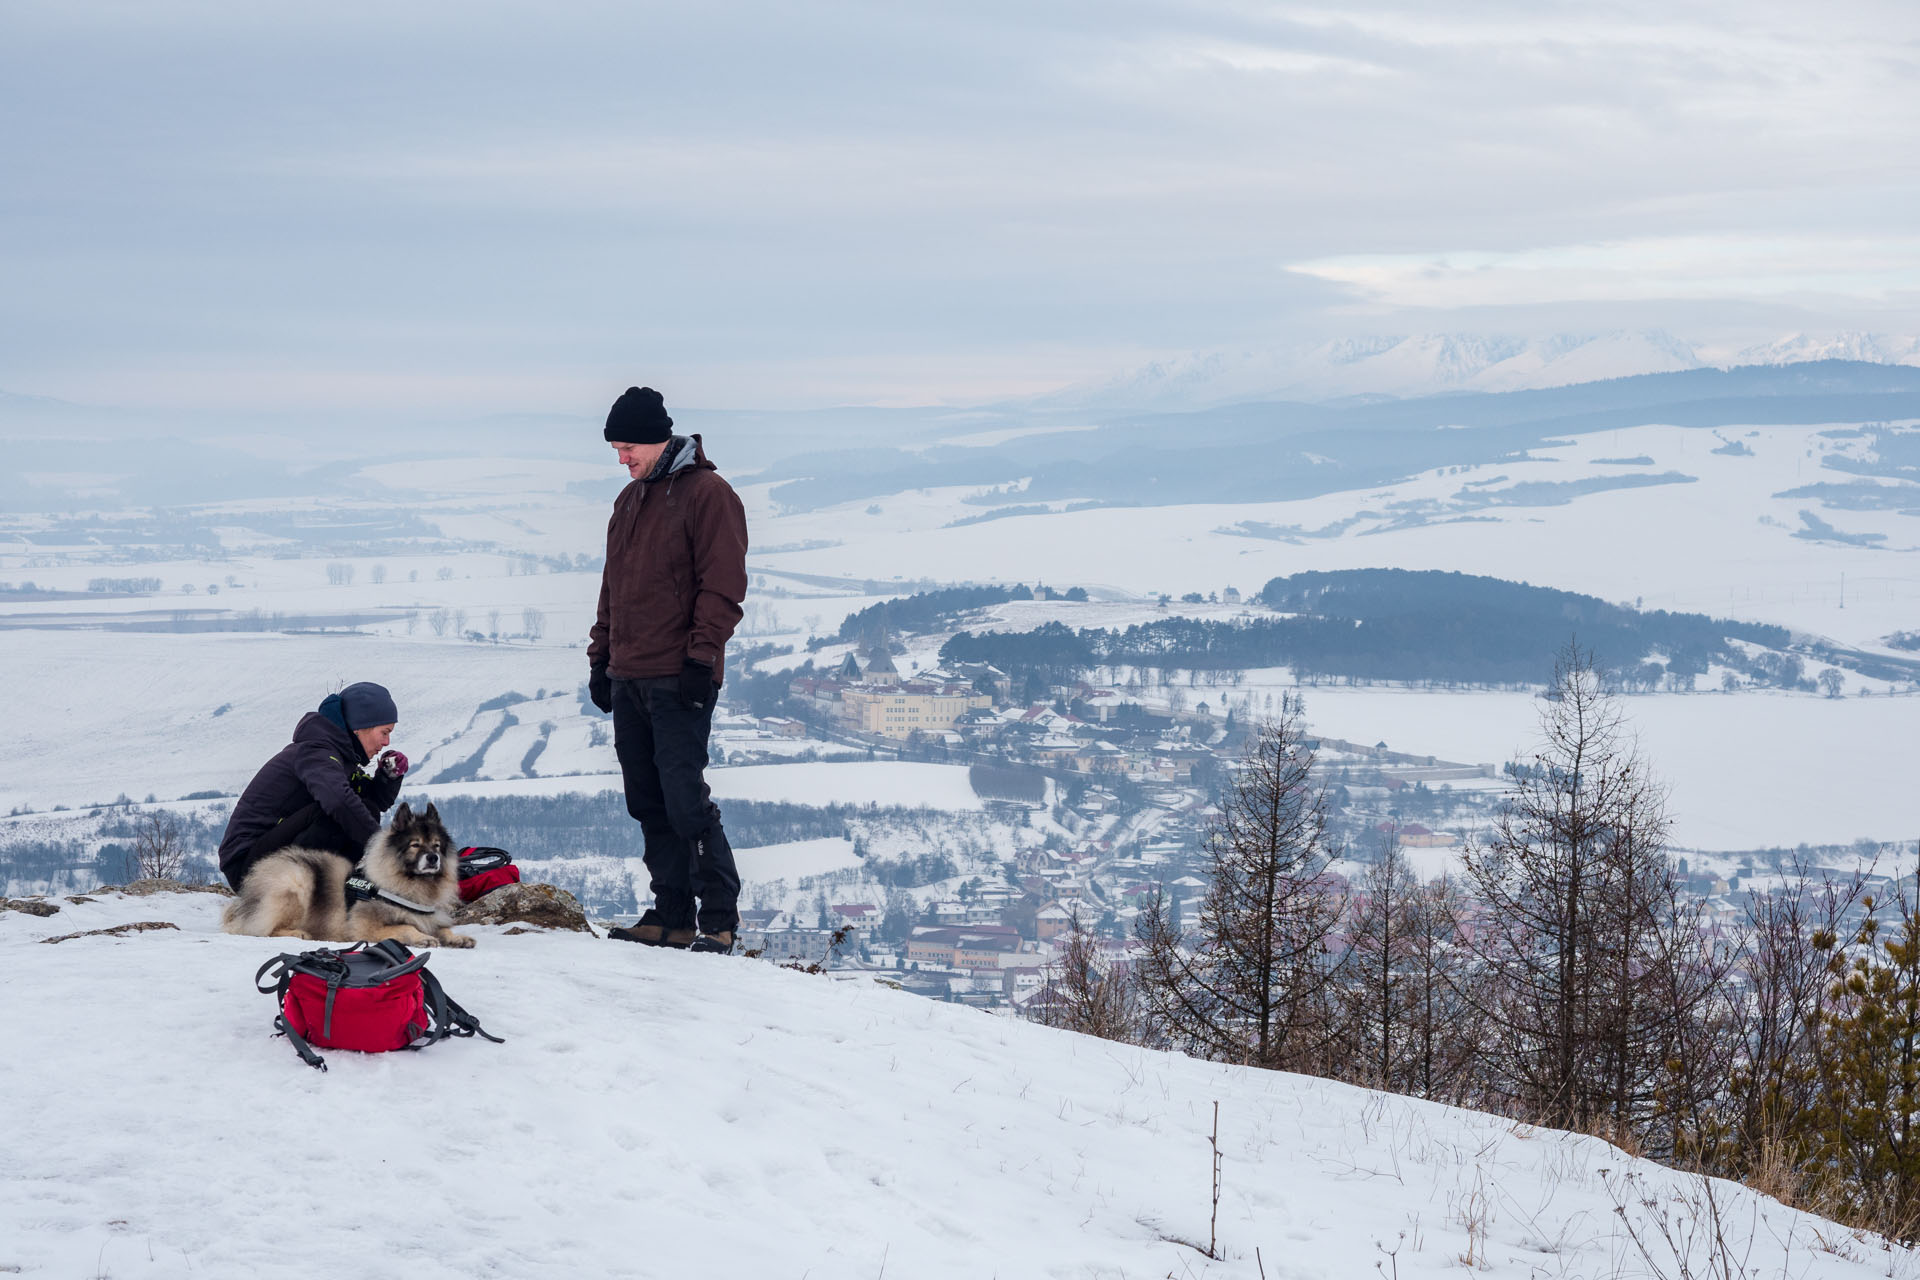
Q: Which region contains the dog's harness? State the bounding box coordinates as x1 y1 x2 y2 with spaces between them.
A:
344 875 442 916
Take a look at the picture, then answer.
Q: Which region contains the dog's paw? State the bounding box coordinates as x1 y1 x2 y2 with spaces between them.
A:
441 932 478 949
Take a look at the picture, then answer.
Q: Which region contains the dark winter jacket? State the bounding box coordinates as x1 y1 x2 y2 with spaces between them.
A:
216 711 402 876
588 434 749 683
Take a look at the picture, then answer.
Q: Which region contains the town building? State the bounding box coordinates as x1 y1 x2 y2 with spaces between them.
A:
840 677 994 740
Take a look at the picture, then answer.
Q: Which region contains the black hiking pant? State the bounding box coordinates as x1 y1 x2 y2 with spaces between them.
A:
222 805 359 891
611 675 741 935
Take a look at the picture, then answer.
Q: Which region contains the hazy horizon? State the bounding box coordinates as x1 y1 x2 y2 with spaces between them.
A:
5 0 1918 417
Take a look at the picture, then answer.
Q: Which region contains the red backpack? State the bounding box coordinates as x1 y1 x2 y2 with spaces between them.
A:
253 940 503 1071
457 845 521 902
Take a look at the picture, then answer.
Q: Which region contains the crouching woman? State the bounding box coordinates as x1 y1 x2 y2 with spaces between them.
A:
217 681 410 890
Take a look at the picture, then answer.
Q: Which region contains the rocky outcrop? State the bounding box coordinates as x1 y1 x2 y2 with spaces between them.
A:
40 921 181 945
2 898 61 917
453 882 594 934
89 879 234 898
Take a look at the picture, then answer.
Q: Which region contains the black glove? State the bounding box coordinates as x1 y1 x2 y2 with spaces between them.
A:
588 664 613 714
679 658 716 711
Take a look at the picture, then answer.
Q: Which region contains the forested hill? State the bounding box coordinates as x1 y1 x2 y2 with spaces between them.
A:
941 569 1795 689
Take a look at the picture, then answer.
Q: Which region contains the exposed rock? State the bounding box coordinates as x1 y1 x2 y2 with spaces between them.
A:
454 882 594 934
89 878 234 898
41 921 180 945
2 899 60 917
66 895 98 905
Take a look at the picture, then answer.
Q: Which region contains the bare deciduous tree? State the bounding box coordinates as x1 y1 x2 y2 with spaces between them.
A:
1694 860 1866 1187
133 811 187 881
1034 913 1139 1042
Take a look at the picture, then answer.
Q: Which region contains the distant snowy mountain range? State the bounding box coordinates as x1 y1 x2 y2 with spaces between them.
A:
1051 330 1920 411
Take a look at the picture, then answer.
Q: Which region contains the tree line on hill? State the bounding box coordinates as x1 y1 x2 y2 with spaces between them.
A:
427 794 874 859
941 568 1800 689
0 794 974 896
1041 644 1920 1244
826 582 1088 654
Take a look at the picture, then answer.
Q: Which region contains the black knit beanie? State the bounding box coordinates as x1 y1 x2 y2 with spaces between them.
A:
604 386 673 444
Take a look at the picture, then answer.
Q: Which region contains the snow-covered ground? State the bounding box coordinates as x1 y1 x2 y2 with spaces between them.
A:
4 888 1912 1280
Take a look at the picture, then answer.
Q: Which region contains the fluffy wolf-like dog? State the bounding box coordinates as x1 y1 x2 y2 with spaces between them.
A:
222 802 476 948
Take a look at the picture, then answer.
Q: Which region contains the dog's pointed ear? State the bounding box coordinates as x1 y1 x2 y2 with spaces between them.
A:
422 802 441 826
392 802 414 829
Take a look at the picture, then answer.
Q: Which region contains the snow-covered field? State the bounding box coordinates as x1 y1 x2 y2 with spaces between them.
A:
753 422 1920 652
731 835 863 882
405 763 984 814
711 761 982 811
4 417 1916 850
3 887 1909 1279
0 629 587 814
1224 682 1917 852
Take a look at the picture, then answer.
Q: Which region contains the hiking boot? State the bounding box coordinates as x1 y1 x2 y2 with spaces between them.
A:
689 931 735 955
608 921 696 948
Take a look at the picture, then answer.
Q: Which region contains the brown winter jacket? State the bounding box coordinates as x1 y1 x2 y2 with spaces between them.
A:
588 434 749 683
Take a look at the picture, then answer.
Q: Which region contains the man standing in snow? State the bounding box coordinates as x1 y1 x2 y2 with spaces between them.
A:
589 386 750 953
216 681 408 889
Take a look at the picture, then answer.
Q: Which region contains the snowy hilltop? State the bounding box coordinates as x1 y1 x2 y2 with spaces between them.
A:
3 888 1910 1279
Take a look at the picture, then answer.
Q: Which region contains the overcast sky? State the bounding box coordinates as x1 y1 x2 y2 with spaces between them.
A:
4 0 1917 412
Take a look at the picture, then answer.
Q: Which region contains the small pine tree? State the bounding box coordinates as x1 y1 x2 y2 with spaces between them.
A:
1339 829 1421 1091
1805 888 1920 1241
1135 712 1345 1070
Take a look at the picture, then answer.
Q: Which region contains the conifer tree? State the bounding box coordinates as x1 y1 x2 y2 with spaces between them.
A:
1340 827 1421 1090
1461 642 1694 1134
1135 712 1344 1070
1401 873 1476 1103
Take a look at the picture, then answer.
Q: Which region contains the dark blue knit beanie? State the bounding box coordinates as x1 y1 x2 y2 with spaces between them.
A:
326 681 398 730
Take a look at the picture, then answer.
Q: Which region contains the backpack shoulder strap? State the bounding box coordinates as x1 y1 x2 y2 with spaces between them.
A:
415 967 505 1046
255 950 330 1071
275 1011 328 1071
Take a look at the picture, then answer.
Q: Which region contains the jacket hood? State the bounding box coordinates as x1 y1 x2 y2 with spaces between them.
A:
642 433 717 483
293 709 368 766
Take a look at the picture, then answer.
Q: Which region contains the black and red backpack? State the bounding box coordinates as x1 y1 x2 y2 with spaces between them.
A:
253 940 503 1071
457 845 521 902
